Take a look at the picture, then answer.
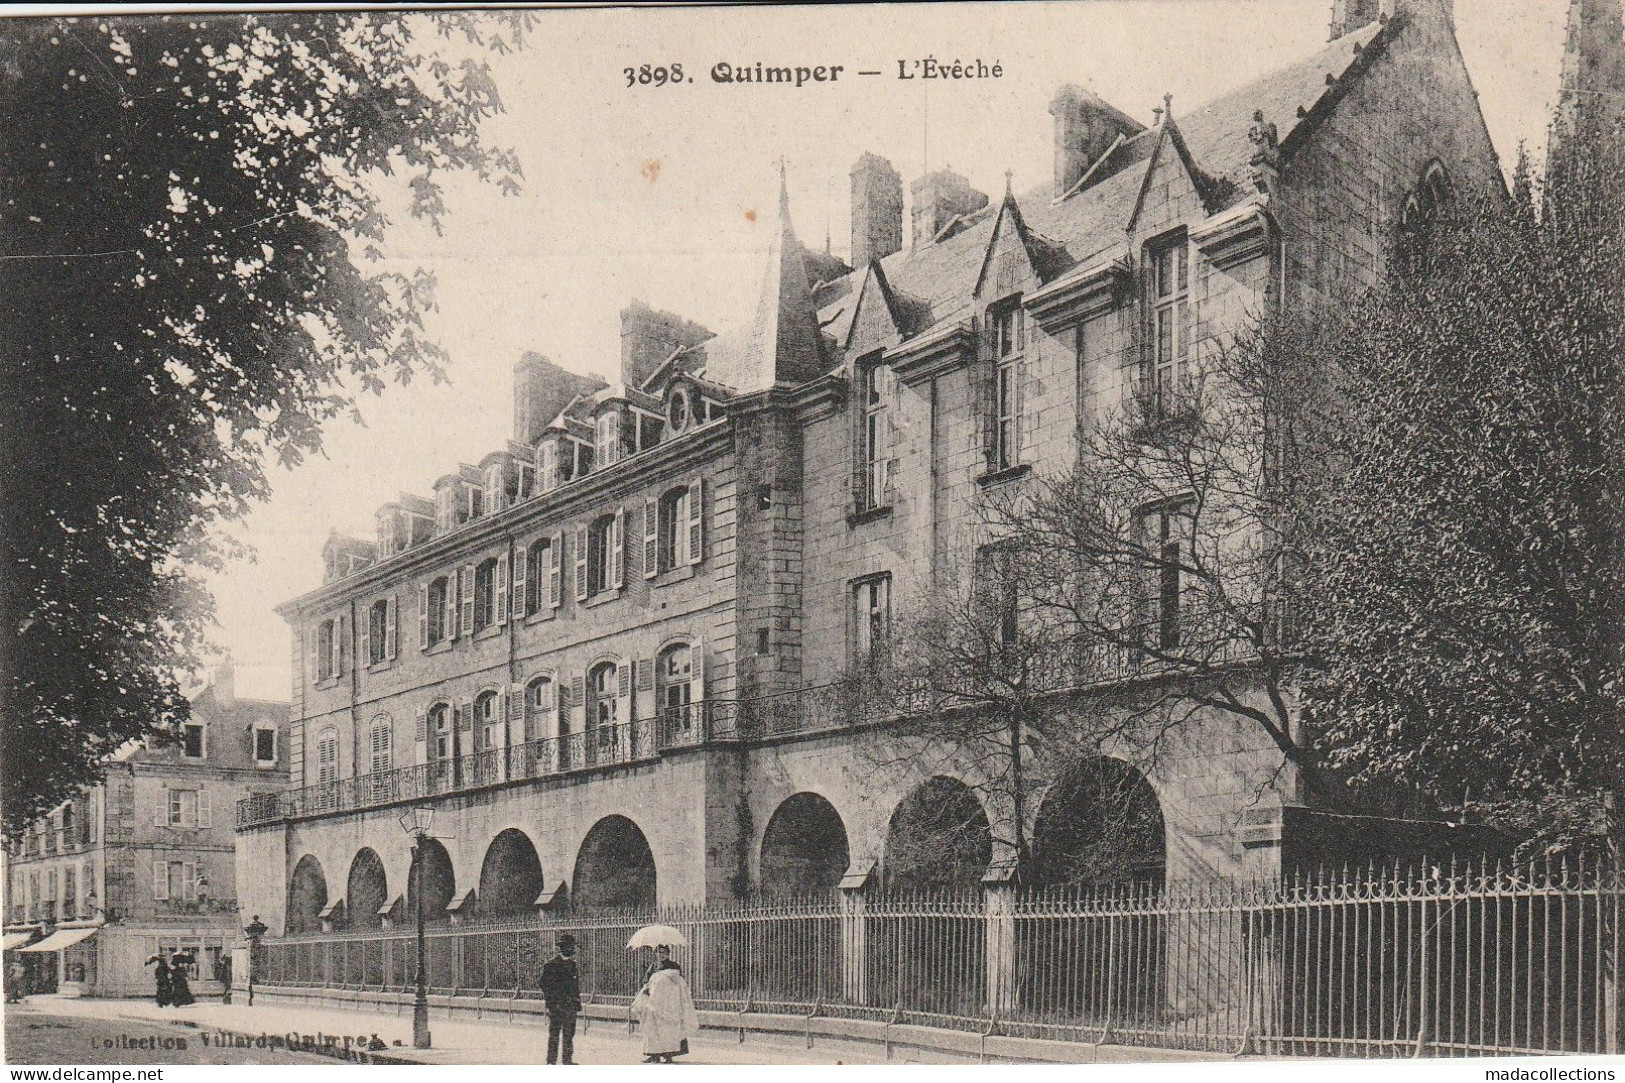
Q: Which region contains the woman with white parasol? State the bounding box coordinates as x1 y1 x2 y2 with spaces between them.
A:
627 925 697 1064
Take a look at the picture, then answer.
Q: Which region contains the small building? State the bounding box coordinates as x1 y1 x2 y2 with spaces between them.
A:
3 664 289 997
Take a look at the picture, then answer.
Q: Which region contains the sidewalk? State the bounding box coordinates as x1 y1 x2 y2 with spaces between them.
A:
24 994 894 1065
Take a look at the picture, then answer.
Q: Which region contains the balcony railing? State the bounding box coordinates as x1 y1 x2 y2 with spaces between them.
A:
239 619 1267 830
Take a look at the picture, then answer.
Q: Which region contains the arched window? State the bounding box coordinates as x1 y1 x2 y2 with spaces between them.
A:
315 728 339 786
589 662 619 731
524 537 550 617
657 643 692 716
473 557 498 632
474 689 501 751
427 703 452 761
524 676 554 742
368 716 393 774
1401 160 1452 231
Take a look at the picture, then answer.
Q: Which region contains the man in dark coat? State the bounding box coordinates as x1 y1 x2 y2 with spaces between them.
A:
539 933 581 1064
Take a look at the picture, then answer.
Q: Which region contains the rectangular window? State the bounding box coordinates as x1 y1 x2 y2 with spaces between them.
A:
168 788 198 827
853 574 892 666
860 362 892 511
181 722 204 760
991 304 1023 471
1140 501 1192 650
254 727 277 766
975 543 1020 646
1147 235 1191 416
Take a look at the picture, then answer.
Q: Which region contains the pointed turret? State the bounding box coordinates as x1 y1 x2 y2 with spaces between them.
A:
1550 0 1625 181
710 166 830 391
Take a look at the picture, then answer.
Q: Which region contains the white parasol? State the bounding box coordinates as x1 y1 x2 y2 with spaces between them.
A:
625 924 688 950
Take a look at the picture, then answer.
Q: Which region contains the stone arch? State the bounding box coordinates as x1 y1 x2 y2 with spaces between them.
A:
572 814 656 911
759 792 850 896
1031 756 1166 890
478 828 545 918
287 854 328 934
405 836 456 923
881 776 992 891
345 848 388 929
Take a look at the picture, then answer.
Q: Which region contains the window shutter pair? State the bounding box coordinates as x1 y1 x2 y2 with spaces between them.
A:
612 508 626 589
573 524 588 601
496 553 510 626
418 584 430 651
548 530 564 609
687 479 705 565
513 543 528 618
643 498 659 579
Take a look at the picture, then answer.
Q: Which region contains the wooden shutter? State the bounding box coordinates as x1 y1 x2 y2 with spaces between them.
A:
643 497 659 579
882 366 900 506
549 530 564 610
612 508 626 589
339 613 351 676
443 575 457 641
418 584 429 651
573 524 588 601
615 663 632 727
154 788 169 828
359 605 371 668
507 682 524 738
496 553 510 626
307 626 319 682
687 478 705 566
458 565 475 637
386 595 398 660
570 674 586 730
635 657 654 692
513 541 528 618
197 789 211 828
690 637 706 708
183 861 198 901
153 860 168 901
414 708 428 765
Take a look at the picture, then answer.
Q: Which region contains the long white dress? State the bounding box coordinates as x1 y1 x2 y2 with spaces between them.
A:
633 967 699 1057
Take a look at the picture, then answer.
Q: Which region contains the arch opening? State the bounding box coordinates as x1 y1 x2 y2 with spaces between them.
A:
572 815 656 911
287 855 328 935
759 792 850 896
1031 757 1166 891
345 848 388 929
882 777 992 891
478 828 545 918
405 836 456 924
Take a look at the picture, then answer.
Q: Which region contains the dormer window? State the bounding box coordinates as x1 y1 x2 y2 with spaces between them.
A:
376 509 404 558
435 485 457 533
253 725 277 767
181 720 205 760
484 462 507 514
667 386 692 435
462 481 484 521
1145 233 1190 418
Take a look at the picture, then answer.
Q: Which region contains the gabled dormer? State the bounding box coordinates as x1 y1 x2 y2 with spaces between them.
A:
974 180 1069 303
844 260 931 360
322 532 376 584
433 466 485 535
375 495 436 558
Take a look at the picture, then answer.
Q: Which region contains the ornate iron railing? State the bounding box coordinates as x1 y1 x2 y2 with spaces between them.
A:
253 861 1625 1058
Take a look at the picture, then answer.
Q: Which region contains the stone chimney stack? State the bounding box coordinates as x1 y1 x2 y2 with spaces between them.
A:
619 301 714 391
909 168 989 248
1049 85 1146 199
513 353 607 446
1328 0 1382 39
211 659 235 713
850 152 903 267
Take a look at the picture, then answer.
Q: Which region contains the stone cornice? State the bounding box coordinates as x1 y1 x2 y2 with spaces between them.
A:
1190 201 1275 270
1023 249 1131 330
885 319 973 385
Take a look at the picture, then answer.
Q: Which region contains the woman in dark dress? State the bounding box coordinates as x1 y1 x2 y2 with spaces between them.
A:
168 952 196 1007
146 954 172 1007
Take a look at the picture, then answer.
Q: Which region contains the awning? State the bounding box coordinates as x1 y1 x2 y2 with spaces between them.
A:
18 927 97 953
2 933 33 950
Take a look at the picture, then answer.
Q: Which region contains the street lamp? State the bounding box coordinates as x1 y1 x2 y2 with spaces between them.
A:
399 806 434 1050
242 915 267 1007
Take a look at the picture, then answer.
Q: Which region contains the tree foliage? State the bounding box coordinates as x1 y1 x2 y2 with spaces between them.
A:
1296 130 1625 849
0 13 528 835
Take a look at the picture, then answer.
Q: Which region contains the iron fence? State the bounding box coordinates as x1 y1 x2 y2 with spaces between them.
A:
254 860 1625 1057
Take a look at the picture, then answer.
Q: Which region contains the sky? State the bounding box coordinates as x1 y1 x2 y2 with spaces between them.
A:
203 0 1574 702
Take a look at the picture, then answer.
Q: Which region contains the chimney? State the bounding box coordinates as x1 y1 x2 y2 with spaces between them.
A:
619 301 714 390
211 659 235 713
1049 85 1146 199
850 152 903 267
1328 0 1382 39
513 352 608 446
909 168 990 248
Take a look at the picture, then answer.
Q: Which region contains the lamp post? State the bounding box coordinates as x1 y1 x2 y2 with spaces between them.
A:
242 915 267 1007
399 806 434 1050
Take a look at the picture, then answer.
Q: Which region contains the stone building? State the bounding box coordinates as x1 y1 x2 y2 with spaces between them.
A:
239 0 1506 934
4 665 288 997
